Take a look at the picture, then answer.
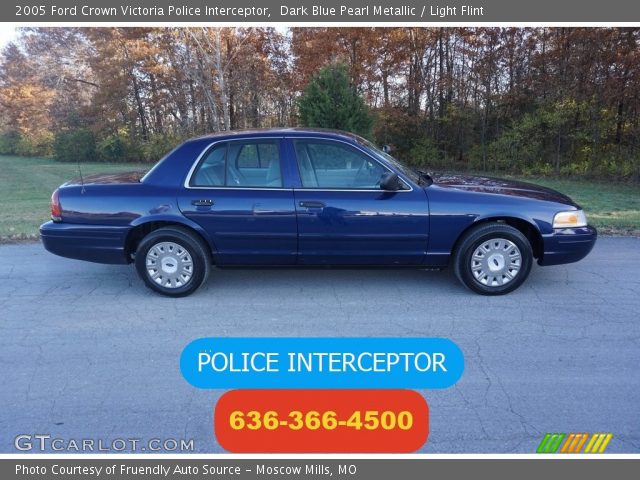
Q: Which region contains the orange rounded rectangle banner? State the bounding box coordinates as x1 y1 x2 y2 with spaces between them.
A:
214 389 428 453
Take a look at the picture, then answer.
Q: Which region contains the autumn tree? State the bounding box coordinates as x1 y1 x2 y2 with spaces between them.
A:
0 27 638 179
0 41 55 155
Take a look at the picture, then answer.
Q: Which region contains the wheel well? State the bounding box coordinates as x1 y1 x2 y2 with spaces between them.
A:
453 217 543 259
125 221 213 262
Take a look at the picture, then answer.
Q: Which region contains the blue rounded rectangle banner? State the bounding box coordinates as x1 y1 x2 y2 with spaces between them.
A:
180 337 464 389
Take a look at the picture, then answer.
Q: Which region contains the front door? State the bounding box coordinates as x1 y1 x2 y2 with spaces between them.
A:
290 138 430 265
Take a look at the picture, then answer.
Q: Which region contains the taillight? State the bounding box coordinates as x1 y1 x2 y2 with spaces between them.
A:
51 189 62 221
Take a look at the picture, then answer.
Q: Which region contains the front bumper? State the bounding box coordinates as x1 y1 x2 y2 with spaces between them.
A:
538 225 597 266
40 221 131 265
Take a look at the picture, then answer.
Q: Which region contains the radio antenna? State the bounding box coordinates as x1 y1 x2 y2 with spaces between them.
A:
77 156 86 194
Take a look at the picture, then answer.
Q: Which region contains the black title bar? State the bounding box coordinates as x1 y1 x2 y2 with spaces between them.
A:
5 1 640 23
4 459 640 479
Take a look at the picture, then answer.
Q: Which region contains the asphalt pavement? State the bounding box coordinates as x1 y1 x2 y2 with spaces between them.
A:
0 237 639 453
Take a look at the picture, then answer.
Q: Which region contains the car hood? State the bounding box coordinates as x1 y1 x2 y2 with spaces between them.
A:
430 173 577 206
64 171 146 186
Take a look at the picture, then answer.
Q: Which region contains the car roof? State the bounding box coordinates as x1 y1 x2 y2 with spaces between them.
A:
191 127 363 143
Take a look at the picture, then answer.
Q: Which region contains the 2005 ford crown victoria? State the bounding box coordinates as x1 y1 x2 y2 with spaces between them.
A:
41 128 597 297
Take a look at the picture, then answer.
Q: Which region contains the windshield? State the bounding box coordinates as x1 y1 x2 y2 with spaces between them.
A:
355 137 420 183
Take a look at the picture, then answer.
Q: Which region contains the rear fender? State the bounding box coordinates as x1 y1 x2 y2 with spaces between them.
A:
127 214 218 257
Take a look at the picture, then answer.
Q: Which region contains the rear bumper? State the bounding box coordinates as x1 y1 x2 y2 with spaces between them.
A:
538 225 597 266
40 221 130 265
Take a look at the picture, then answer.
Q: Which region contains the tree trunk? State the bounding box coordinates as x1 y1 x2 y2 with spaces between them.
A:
214 30 231 131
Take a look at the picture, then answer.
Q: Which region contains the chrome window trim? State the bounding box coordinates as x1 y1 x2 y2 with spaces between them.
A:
183 135 414 193
187 186 293 191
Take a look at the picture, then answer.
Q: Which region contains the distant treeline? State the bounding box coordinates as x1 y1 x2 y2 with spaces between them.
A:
0 27 639 180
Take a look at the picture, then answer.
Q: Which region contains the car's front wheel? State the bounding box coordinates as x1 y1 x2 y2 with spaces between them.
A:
135 226 211 297
453 223 533 295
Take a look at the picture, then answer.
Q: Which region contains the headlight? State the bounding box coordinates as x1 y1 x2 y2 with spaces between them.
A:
553 210 587 228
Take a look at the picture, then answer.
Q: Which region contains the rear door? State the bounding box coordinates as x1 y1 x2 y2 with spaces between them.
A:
289 138 430 265
178 137 297 265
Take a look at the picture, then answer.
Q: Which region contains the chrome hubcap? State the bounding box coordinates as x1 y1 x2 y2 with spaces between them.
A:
471 238 521 287
145 241 193 289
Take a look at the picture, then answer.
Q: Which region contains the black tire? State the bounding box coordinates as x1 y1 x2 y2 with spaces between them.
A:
135 226 211 297
453 222 533 295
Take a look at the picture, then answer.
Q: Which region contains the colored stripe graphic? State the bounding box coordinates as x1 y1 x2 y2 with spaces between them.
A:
572 433 589 453
538 432 612 453
536 433 565 453
584 433 613 453
560 433 575 453
536 433 552 453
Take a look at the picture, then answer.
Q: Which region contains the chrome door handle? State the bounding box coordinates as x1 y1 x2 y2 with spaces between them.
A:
299 201 326 208
191 199 214 206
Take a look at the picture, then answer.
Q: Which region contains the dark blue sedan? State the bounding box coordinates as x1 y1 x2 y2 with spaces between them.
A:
40 128 597 296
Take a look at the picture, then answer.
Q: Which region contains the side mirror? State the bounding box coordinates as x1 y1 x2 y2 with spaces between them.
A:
379 172 402 191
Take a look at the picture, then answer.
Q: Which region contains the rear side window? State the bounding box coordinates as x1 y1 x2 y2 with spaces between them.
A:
190 140 282 188
191 143 226 187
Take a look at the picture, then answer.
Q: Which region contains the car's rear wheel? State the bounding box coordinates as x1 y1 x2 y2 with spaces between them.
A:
453 223 533 295
135 226 211 297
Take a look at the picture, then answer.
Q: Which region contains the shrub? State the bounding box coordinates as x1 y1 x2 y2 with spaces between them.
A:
140 134 186 163
408 138 439 169
15 131 54 157
96 129 141 162
53 128 97 163
0 130 53 157
0 131 20 155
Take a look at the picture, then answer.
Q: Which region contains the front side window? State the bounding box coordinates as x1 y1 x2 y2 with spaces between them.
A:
190 139 282 188
293 139 389 189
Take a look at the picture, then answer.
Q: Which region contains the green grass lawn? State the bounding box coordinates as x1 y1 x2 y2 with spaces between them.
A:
508 176 640 234
0 155 639 241
0 155 147 241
